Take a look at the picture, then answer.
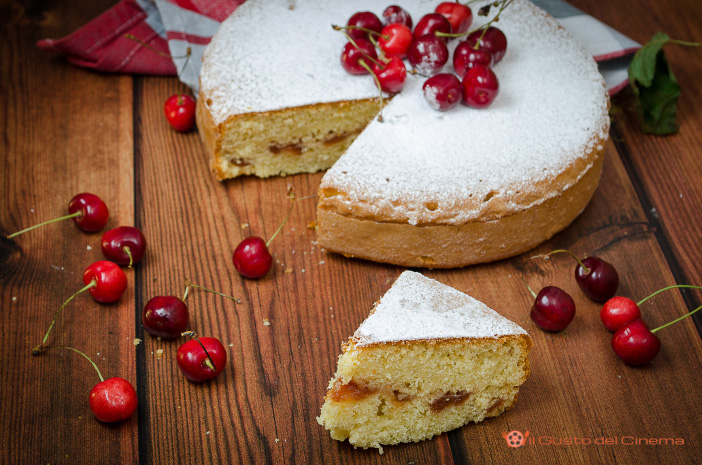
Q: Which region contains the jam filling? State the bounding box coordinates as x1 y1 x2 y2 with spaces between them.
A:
269 142 303 155
329 380 377 402
430 390 471 413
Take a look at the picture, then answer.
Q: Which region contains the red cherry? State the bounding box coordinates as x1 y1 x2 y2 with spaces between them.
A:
576 257 619 302
340 38 378 75
453 41 494 78
142 296 189 339
89 377 138 423
233 192 296 279
372 56 407 93
382 5 412 28
83 260 128 304
530 286 576 332
413 13 451 41
422 73 463 111
612 319 661 366
233 236 273 279
378 24 413 59
408 35 449 76
346 11 382 40
435 2 473 34
600 297 642 332
33 261 128 355
67 193 110 233
164 94 196 132
177 336 227 382
101 226 147 267
466 27 508 63
7 192 109 239
462 64 499 108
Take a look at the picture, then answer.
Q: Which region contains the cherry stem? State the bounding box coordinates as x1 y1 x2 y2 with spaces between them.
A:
124 246 133 268
472 0 513 50
182 331 216 372
33 280 97 355
183 280 242 304
52 345 104 382
651 304 702 334
358 59 385 122
637 284 702 307
532 249 590 274
7 211 81 239
265 191 296 247
335 24 388 41
332 26 382 66
520 270 537 299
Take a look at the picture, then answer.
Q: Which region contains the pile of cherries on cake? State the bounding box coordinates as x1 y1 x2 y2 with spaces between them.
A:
338 2 509 111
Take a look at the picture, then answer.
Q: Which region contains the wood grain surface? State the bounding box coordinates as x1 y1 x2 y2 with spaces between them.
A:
1 0 701 464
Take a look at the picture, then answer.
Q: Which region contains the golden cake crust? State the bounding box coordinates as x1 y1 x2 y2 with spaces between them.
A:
317 145 604 268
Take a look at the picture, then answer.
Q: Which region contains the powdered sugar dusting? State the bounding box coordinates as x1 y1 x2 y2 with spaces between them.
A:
321 0 609 225
201 0 384 121
354 271 527 346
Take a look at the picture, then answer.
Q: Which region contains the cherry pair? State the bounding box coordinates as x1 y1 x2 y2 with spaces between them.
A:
600 285 702 366
142 282 239 382
7 193 147 267
525 249 619 333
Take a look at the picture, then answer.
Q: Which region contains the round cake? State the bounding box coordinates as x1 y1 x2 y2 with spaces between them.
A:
197 0 610 268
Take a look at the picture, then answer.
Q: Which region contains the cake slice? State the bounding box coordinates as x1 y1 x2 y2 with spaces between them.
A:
317 271 532 452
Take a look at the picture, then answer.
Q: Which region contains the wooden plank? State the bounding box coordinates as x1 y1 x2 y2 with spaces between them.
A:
571 0 702 303
134 76 454 464
0 1 137 464
440 142 702 463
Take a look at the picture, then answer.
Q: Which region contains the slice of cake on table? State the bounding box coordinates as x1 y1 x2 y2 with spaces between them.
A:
317 271 532 452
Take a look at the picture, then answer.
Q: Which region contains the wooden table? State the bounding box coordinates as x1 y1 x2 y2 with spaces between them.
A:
2 0 701 463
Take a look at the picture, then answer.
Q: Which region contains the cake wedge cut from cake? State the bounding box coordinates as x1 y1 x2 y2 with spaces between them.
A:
317 271 532 452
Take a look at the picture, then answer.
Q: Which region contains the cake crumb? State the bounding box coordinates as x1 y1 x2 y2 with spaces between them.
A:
229 343 234 347
307 221 318 230
275 438 280 443
319 260 325 265
301 269 306 273
12 296 16 302
263 318 271 326
86 245 92 250
156 349 164 359
285 268 294 274
241 223 250 229
206 431 210 435
133 338 142 346
311 240 318 245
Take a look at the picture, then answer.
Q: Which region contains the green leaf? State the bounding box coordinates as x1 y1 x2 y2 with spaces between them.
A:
629 32 682 135
629 32 670 87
